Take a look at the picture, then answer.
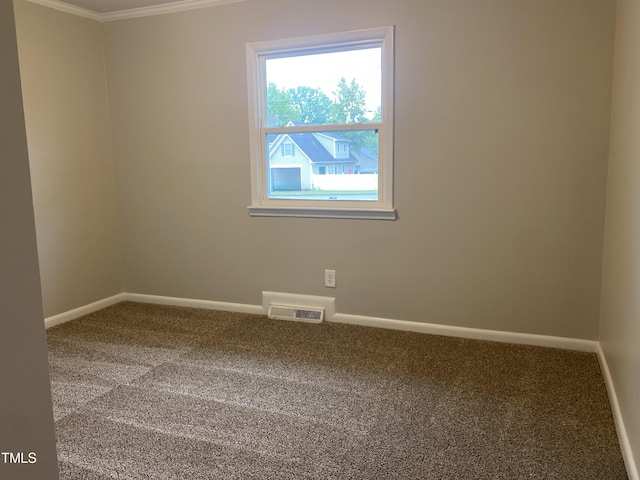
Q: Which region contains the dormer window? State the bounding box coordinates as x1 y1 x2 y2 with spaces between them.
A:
336 141 349 159
282 142 294 156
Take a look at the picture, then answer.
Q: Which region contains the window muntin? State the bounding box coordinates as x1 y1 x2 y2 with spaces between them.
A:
246 27 395 220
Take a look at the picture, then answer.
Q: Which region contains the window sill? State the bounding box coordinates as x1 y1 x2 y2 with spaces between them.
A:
247 205 397 220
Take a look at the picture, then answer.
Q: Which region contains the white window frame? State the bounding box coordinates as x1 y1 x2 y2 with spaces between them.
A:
246 26 396 220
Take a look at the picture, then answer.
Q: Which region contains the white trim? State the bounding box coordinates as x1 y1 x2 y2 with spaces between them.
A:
247 205 397 220
329 312 597 352
100 0 246 22
596 344 640 480
122 293 264 315
45 292 595 351
262 123 380 135
26 0 247 22
26 0 102 21
44 293 127 329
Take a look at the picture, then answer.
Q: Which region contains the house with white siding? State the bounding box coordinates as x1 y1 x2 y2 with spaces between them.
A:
268 126 376 191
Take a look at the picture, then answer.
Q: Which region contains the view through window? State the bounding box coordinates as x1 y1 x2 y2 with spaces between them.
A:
265 48 381 201
246 27 395 219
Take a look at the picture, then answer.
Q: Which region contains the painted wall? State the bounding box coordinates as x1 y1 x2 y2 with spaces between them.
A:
14 0 122 318
0 0 58 477
600 0 640 473
103 0 616 339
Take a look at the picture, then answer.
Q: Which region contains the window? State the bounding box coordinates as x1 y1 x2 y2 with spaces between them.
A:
281 142 294 156
246 27 396 220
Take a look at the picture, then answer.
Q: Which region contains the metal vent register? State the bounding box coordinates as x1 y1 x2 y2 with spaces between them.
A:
267 304 324 323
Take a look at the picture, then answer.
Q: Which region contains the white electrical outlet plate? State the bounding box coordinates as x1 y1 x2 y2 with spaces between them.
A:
325 269 336 288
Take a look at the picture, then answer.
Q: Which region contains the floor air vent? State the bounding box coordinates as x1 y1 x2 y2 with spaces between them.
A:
268 304 324 323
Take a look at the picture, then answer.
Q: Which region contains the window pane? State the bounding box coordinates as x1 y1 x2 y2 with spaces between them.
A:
266 130 378 201
265 48 381 127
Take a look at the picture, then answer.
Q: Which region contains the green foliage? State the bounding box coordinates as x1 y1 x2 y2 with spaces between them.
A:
341 130 378 152
266 83 297 126
371 105 382 122
266 78 378 126
289 86 332 125
330 77 367 124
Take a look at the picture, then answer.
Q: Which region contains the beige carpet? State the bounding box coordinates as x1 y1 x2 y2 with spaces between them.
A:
47 301 627 479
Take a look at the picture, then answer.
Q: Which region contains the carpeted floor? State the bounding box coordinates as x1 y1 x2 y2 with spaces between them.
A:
47 301 627 479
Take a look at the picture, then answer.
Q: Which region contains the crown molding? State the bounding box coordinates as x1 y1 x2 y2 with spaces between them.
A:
27 0 102 21
101 0 247 21
27 0 247 22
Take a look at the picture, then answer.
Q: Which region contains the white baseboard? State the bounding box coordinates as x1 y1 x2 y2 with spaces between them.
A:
596 344 639 480
329 312 597 352
122 293 265 316
134 292 595 352
44 293 127 329
45 292 598 353
45 293 264 328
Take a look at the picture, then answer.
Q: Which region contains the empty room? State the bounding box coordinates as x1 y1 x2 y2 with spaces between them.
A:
1 0 639 478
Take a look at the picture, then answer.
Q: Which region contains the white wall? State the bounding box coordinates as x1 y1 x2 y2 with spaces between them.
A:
14 0 122 318
600 0 640 474
0 0 58 477
103 0 616 339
